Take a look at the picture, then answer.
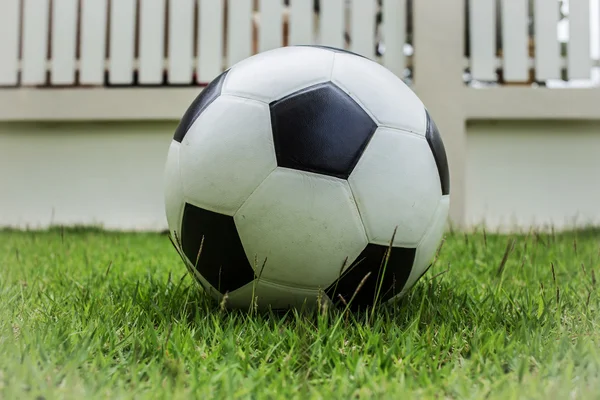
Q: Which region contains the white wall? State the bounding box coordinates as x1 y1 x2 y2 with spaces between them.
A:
2 119 599 233
466 120 600 232
0 121 175 230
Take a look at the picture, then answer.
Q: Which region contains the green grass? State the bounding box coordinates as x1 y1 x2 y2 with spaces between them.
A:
1 227 599 399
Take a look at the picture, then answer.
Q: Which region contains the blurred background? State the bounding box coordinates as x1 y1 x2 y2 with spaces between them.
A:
0 0 599 232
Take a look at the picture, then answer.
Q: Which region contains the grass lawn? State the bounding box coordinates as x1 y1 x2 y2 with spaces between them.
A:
1 228 599 399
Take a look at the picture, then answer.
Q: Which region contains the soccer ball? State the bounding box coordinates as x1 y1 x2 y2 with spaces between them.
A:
164 45 450 310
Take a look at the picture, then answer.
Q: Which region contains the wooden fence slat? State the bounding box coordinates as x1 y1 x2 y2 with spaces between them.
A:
568 0 591 79
80 0 108 84
501 0 528 82
226 0 253 66
139 0 166 84
534 0 560 81
289 0 313 45
259 0 283 52
350 0 376 57
109 0 136 84
51 0 77 85
168 0 194 84
198 0 224 83
0 0 21 85
382 0 406 78
319 0 344 49
469 0 496 81
22 0 50 85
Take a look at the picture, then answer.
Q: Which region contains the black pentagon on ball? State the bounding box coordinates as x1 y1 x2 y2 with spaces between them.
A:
270 82 378 179
173 70 229 143
179 203 255 293
325 244 416 310
425 111 450 195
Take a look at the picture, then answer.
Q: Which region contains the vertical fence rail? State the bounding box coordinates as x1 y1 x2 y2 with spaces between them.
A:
382 0 406 79
197 0 224 83
501 0 528 82
534 0 561 81
288 0 313 46
168 0 194 84
258 0 283 53
469 0 496 81
0 0 21 86
109 0 136 85
50 0 77 85
350 0 376 57
139 0 166 84
21 0 50 85
319 0 345 49
80 0 108 84
568 0 592 79
226 0 253 67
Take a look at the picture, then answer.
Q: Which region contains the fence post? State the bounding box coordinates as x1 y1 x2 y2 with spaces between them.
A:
412 0 467 229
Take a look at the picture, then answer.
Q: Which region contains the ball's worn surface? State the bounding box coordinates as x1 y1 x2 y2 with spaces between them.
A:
164 45 450 310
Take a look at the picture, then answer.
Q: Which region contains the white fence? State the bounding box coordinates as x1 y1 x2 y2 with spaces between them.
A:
467 0 600 87
0 0 408 87
0 0 598 88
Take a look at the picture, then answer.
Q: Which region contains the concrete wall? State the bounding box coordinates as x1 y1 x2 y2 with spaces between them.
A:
466 120 600 232
0 121 175 230
2 119 598 232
